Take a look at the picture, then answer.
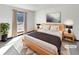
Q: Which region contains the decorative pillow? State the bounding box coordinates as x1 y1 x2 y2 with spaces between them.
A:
41 24 50 30
50 25 59 31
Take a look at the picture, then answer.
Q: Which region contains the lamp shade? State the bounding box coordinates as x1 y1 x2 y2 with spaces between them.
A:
64 19 74 26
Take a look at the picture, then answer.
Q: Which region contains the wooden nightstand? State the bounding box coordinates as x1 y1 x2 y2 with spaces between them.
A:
63 31 75 42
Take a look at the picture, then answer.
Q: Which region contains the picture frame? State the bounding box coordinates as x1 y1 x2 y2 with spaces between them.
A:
46 12 61 23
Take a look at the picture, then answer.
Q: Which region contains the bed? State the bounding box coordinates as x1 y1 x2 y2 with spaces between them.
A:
22 23 64 55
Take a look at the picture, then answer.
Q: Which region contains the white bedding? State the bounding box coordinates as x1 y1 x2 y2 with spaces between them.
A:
23 29 62 54
24 34 58 54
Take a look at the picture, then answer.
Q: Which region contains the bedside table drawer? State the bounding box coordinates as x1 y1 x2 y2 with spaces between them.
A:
63 32 75 42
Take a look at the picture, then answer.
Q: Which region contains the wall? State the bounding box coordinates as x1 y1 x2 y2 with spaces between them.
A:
0 5 12 37
27 11 35 32
0 5 35 37
35 4 79 40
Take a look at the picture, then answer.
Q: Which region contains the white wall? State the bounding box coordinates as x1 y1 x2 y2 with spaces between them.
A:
35 5 79 40
27 11 35 32
0 5 35 37
0 5 12 37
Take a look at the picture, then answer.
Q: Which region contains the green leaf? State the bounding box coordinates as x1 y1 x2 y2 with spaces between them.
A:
0 23 9 35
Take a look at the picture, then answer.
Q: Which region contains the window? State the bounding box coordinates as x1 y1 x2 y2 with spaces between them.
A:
16 11 25 32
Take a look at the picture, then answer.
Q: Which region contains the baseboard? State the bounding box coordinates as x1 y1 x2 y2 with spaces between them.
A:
7 37 13 39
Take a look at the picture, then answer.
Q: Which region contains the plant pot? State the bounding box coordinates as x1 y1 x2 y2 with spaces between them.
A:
1 34 7 42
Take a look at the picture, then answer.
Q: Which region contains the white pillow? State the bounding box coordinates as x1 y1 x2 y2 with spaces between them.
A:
50 26 59 31
41 25 50 30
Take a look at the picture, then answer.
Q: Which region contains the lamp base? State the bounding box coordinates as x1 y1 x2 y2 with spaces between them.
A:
68 29 71 33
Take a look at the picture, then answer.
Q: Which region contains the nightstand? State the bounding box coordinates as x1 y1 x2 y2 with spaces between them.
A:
63 31 75 42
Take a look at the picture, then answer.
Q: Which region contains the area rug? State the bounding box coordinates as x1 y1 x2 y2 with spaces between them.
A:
61 42 77 55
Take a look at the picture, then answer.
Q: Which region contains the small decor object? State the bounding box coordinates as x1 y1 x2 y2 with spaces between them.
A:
36 24 41 29
0 23 9 42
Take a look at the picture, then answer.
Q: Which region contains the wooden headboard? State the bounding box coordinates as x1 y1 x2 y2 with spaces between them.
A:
41 23 64 32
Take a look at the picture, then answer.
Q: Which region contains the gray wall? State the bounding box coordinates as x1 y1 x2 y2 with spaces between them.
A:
35 4 79 40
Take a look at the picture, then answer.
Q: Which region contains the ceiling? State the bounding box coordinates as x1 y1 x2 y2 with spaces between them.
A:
7 4 79 11
7 4 55 11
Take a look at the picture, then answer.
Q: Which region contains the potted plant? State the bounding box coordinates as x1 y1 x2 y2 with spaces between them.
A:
0 23 9 42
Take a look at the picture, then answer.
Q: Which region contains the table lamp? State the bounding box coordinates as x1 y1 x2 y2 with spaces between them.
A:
36 24 41 29
64 19 73 33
